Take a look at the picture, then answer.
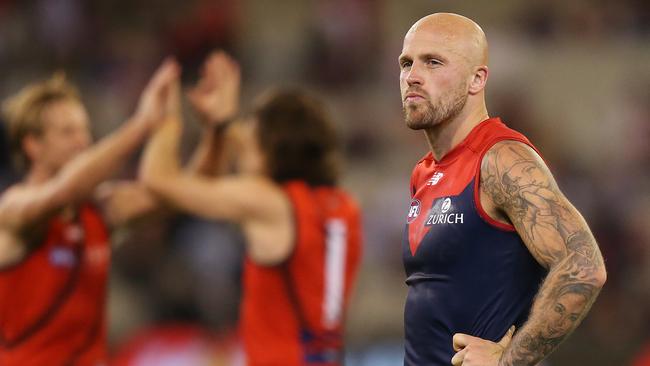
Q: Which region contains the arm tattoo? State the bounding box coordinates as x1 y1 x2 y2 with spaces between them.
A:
480 141 606 366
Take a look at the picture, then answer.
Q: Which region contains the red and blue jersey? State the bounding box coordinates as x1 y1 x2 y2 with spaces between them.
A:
402 118 546 365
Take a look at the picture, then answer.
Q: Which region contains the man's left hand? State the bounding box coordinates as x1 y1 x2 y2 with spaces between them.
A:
451 326 515 366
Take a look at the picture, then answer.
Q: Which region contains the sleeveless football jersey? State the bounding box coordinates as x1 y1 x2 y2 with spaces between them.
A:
0 203 110 366
241 181 362 366
402 118 546 365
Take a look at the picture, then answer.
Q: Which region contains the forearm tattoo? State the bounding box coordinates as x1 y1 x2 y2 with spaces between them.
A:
480 141 605 366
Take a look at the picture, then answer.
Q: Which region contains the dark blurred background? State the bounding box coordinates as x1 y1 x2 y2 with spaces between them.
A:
1 0 649 365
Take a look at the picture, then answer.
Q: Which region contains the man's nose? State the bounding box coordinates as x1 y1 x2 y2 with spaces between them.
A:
406 64 423 86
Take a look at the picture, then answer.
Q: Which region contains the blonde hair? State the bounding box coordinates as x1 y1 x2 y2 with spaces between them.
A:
2 72 80 170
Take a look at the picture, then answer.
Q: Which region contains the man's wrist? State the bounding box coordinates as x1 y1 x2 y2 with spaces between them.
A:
498 347 510 366
127 114 155 136
201 114 237 133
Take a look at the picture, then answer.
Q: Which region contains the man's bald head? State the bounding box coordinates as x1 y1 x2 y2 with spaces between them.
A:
405 13 488 67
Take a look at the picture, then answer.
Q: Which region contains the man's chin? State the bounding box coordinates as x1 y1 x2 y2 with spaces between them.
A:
405 113 434 130
404 104 434 128
406 120 426 130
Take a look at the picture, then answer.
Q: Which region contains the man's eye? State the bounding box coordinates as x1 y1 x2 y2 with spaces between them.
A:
426 59 441 66
400 61 412 69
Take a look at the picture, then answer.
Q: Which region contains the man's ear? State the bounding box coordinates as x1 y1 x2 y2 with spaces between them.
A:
22 134 43 163
468 66 488 95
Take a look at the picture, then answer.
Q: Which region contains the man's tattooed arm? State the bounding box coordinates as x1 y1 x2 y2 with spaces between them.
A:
480 140 607 366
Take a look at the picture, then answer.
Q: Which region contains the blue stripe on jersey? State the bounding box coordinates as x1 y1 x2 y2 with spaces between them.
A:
402 179 546 365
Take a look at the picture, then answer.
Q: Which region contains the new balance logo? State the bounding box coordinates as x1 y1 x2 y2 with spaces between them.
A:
426 172 444 186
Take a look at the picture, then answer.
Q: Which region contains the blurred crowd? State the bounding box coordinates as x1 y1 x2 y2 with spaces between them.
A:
1 0 649 365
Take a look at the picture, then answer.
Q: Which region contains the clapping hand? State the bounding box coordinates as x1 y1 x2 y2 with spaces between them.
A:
134 58 180 129
187 51 241 128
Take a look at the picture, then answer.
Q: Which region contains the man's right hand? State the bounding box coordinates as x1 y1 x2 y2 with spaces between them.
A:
187 51 241 127
451 326 515 366
134 57 180 129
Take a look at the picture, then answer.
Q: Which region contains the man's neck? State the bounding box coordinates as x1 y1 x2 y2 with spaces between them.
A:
424 104 489 161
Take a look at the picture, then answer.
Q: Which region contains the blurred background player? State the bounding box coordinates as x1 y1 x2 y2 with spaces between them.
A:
0 60 178 366
139 52 363 365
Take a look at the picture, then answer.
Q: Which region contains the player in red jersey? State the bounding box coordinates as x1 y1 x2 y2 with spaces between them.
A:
140 52 362 365
398 13 606 365
0 60 179 366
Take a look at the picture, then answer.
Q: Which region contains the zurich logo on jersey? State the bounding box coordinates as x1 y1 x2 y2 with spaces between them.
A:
440 197 452 213
425 197 464 226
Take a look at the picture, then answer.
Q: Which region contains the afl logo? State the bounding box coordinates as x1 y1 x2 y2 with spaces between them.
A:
440 197 452 213
407 198 421 223
49 246 77 268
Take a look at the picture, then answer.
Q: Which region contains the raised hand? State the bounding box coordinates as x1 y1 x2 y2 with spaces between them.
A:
187 51 241 127
134 58 180 128
165 78 182 121
451 326 515 366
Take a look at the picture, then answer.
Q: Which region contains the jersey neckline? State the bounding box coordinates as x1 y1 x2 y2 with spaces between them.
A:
420 117 502 166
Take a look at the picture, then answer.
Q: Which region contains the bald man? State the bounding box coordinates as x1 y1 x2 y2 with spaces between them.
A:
399 13 606 365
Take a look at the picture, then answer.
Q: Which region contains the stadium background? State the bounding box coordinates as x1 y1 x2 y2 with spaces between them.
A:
0 0 649 365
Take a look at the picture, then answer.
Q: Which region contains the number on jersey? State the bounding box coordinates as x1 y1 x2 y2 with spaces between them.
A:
323 218 347 329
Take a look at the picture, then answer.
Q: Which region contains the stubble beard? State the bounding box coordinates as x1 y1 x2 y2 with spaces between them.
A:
403 85 468 130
